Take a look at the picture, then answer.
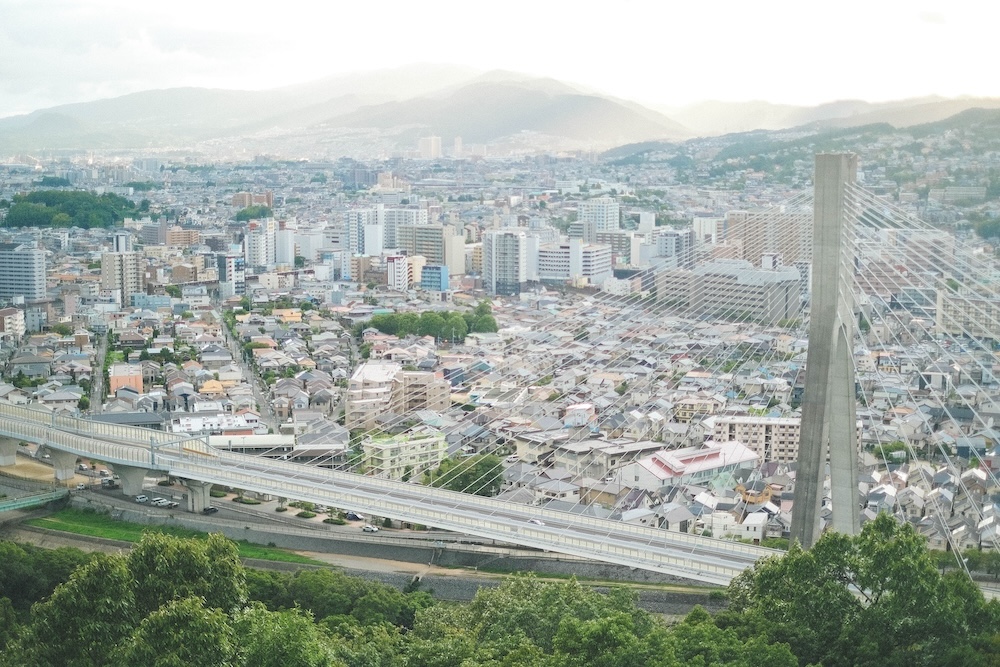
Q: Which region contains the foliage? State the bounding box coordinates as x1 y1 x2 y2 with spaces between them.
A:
6 190 138 228
721 513 1000 667
164 284 182 298
50 322 73 336
235 205 273 221
423 454 503 496
36 176 71 187
360 300 495 342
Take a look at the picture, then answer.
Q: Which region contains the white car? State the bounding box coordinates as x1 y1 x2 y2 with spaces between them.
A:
527 518 545 526
151 498 169 507
362 524 380 532
135 495 148 503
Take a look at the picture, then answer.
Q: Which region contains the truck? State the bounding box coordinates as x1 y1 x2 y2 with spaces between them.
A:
100 478 120 490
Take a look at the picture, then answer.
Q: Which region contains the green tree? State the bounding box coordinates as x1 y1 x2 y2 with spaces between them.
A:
77 396 90 411
235 205 273 221
112 596 236 667
424 454 503 496
295 256 307 268
233 604 336 667
51 322 73 336
127 532 247 617
6 555 137 667
721 513 1000 666
164 284 182 298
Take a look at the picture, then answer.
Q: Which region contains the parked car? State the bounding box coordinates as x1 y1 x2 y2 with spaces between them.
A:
345 512 365 521
134 495 148 503
362 524 379 532
506 455 519 463
75 483 86 490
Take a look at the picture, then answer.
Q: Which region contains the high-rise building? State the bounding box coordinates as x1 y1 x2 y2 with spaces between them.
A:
0 243 46 301
420 265 449 292
385 255 411 291
578 197 620 233
655 228 696 268
217 254 246 298
537 239 613 286
723 209 811 267
383 208 428 248
483 229 527 296
396 223 464 275
688 259 801 325
418 136 442 159
345 206 385 257
345 361 450 429
101 251 145 305
244 218 277 270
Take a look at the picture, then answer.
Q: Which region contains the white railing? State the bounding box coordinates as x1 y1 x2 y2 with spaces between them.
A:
5 411 774 585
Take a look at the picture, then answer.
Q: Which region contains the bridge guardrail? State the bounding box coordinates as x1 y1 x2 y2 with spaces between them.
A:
165 458 744 584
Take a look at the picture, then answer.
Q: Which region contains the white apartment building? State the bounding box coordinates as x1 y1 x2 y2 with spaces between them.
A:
244 218 277 270
710 415 863 464
0 243 46 301
383 208 428 248
0 307 25 342
483 229 527 296
362 427 447 480
578 196 620 233
537 239 613 287
386 255 411 291
345 361 450 430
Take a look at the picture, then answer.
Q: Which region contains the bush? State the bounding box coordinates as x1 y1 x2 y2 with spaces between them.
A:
296 511 317 519
232 497 261 505
275 507 288 513
323 517 347 525
382 517 393 529
210 490 227 498
157 480 173 487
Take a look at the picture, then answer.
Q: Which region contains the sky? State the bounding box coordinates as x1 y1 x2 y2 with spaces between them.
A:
1 0 996 119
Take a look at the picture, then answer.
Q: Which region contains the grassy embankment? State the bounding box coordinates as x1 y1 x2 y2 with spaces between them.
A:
26 508 323 565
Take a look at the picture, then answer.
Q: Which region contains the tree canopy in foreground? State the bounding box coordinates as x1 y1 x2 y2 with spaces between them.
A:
0 514 997 666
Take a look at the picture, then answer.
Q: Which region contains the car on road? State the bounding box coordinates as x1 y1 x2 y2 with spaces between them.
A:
151 498 169 506
362 524 379 532
75 483 86 490
527 518 545 526
505 455 519 463
134 495 148 503
201 506 219 514
99 470 110 477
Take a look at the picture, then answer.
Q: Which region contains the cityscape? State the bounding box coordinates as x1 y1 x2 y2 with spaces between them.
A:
1 3 999 665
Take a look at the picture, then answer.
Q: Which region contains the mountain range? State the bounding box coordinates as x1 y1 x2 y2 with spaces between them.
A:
1 65 999 154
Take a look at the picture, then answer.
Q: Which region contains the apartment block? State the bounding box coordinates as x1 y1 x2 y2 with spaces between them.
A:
345 361 450 430
362 427 447 480
0 243 46 301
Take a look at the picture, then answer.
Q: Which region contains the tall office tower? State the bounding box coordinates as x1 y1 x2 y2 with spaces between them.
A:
275 227 296 267
396 223 465 276
383 208 428 248
386 255 411 291
655 228 696 268
692 216 724 244
217 254 246 298
483 229 527 296
579 196 620 233
101 251 145 305
345 206 385 256
418 136 442 159
723 209 812 267
112 230 133 253
0 243 46 301
244 218 277 270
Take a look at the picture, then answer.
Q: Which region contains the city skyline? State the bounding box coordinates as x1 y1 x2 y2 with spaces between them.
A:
1 0 995 119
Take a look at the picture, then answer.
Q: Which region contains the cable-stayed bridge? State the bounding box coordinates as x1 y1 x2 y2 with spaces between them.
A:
4 153 1000 584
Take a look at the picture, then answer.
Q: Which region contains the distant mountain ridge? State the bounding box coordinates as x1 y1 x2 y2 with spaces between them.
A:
1 64 999 153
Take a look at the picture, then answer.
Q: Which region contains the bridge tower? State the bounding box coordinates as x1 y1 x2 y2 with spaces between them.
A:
791 153 860 548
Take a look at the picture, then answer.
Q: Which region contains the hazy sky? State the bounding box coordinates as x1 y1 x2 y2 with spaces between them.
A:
1 0 994 118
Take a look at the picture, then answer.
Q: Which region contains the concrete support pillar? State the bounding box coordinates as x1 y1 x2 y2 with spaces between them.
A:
0 437 19 467
792 153 861 549
109 464 150 497
48 449 79 483
181 479 212 513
